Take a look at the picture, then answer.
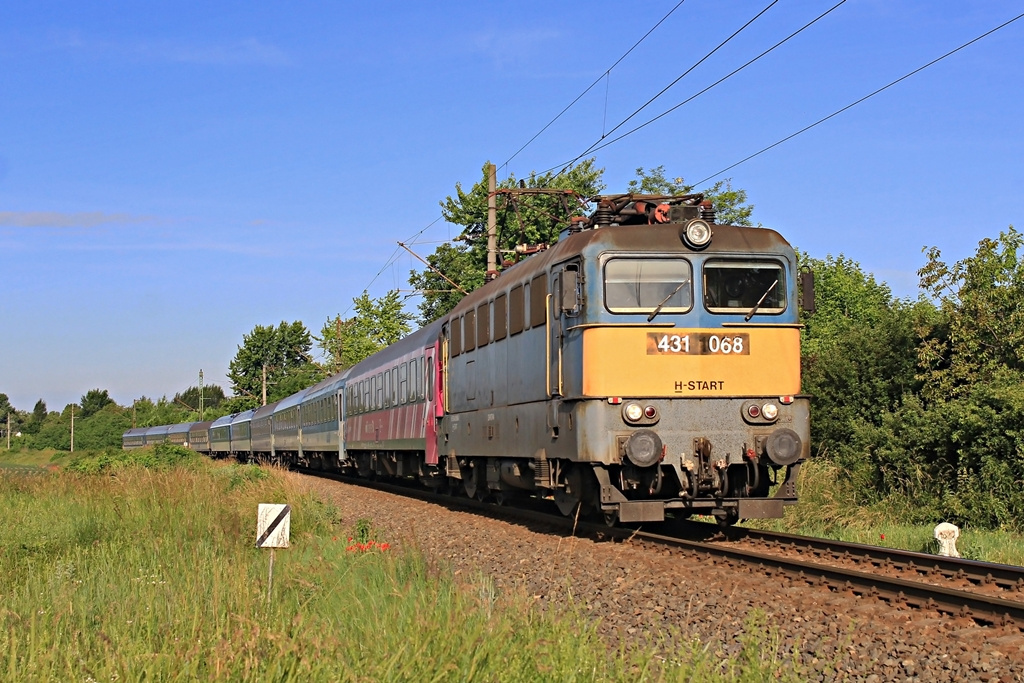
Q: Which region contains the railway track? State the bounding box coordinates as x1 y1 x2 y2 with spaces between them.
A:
297 467 1024 627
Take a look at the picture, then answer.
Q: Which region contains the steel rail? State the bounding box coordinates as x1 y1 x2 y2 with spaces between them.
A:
687 521 1024 595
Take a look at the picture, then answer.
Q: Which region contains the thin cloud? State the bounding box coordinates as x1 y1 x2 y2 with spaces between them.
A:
0 211 155 228
469 27 561 67
44 30 291 67
133 38 291 67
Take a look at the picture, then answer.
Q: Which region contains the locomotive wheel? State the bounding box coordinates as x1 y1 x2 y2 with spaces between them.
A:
554 465 584 516
603 510 618 527
714 509 739 527
463 463 483 500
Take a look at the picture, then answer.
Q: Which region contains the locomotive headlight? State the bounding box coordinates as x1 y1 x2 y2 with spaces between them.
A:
623 403 644 423
761 403 779 421
682 219 712 250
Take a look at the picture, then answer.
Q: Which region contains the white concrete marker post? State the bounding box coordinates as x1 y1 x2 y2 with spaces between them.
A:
257 503 291 602
934 522 960 558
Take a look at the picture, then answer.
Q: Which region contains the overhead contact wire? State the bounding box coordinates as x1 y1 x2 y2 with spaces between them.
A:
572 0 849 164
694 10 1024 185
561 0 782 171
542 0 846 177
500 0 689 171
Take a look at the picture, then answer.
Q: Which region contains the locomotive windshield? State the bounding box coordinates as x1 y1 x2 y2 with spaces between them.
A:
703 260 786 314
604 258 692 313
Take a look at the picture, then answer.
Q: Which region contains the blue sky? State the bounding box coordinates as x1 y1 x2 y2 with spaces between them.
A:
1 1 1022 411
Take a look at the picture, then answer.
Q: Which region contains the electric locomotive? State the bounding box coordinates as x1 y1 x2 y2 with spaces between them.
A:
438 194 811 525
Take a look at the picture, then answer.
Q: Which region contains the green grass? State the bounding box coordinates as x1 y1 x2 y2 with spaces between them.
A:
745 459 1024 566
0 451 808 682
0 447 70 469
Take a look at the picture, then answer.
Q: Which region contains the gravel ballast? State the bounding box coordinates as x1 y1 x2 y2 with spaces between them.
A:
292 473 1024 681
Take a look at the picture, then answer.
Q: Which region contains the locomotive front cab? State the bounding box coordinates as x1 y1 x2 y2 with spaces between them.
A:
571 220 810 524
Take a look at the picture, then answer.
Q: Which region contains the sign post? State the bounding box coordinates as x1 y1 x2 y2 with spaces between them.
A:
256 503 291 602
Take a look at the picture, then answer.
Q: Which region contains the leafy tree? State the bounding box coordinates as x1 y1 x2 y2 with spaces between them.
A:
318 290 415 372
626 166 754 226
0 393 22 442
21 399 47 435
409 159 605 323
798 254 927 468
917 227 1024 401
73 403 132 450
227 321 325 409
80 389 114 418
900 227 1024 527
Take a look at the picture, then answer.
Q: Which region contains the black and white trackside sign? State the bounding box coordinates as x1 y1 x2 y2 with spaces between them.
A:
256 503 291 548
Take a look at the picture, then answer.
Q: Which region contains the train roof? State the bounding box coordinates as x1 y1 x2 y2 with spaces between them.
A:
210 414 234 427
274 388 308 413
230 409 255 424
166 422 195 435
303 371 348 401
252 400 281 420
144 425 170 436
189 420 213 433
346 319 444 379
449 220 794 318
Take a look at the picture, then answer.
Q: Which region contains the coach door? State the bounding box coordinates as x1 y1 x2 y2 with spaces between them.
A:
337 388 346 466
424 341 440 465
548 261 582 400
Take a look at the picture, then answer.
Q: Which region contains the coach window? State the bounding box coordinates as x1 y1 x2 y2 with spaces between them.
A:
450 318 462 356
509 285 524 335
427 356 434 398
376 373 383 410
464 310 476 351
391 367 398 405
493 293 508 341
399 363 408 404
477 303 489 347
415 356 424 399
604 258 692 313
530 274 547 328
704 260 786 314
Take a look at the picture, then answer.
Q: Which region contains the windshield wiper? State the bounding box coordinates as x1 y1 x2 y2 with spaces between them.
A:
744 279 779 322
647 280 690 322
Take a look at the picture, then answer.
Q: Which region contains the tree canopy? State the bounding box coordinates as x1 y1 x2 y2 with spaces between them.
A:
318 290 414 373
80 389 115 418
626 166 754 226
409 159 605 323
227 321 325 409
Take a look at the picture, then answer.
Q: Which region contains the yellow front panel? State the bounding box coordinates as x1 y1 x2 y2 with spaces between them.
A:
582 327 801 397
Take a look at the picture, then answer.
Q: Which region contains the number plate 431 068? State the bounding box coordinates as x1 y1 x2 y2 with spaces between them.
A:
646 333 750 356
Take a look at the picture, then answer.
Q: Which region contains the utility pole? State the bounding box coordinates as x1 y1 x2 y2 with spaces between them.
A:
70 405 75 453
486 162 498 282
132 400 136 429
262 364 268 406
6 412 10 451
335 317 343 373
199 369 205 421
